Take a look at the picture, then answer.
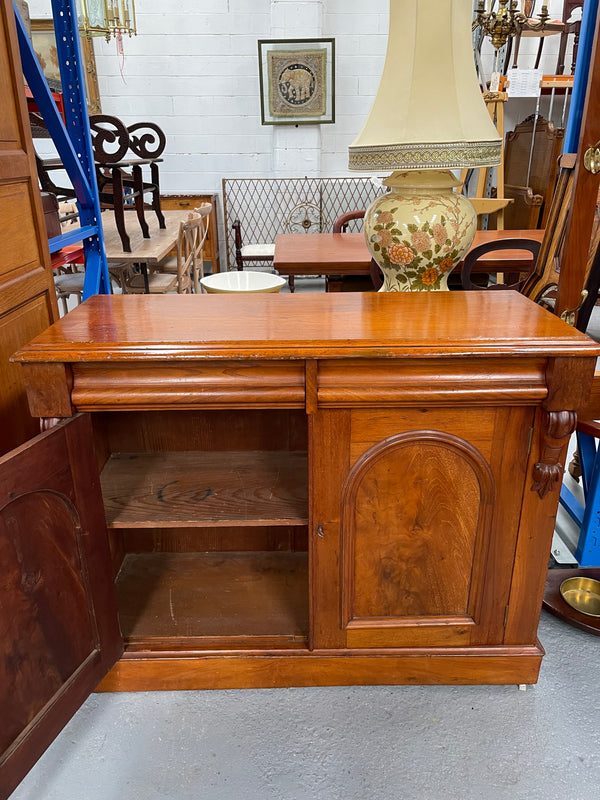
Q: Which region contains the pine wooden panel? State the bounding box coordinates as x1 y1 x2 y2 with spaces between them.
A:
0 297 53 454
101 450 308 527
0 182 39 277
0 0 57 457
0 7 19 144
101 210 192 264
116 551 308 643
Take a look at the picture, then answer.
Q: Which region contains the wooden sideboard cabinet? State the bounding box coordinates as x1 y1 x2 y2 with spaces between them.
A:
3 291 599 795
160 193 221 272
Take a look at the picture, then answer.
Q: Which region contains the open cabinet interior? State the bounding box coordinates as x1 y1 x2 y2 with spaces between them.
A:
92 409 309 651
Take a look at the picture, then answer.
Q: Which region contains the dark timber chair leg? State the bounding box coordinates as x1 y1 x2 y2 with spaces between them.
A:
150 162 166 229
132 164 150 239
111 168 131 252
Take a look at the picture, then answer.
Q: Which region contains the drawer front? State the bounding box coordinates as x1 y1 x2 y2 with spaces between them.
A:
161 195 219 268
70 360 306 410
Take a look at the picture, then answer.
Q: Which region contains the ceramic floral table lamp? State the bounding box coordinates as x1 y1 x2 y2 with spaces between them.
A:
349 0 501 292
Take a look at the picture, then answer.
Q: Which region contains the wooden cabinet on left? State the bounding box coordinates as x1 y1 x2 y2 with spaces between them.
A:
0 0 59 456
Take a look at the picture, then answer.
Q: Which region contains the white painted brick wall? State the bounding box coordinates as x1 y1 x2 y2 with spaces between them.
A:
26 0 576 195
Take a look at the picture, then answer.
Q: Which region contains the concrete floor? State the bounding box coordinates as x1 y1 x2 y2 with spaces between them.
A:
28 290 598 800
9 610 600 800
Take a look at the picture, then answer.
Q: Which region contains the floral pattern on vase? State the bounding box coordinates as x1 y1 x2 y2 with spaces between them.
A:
364 171 477 292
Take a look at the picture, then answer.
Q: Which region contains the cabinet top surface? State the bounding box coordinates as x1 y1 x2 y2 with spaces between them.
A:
14 293 600 362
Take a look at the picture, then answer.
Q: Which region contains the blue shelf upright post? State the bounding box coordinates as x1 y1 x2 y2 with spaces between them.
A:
14 0 110 298
563 0 600 154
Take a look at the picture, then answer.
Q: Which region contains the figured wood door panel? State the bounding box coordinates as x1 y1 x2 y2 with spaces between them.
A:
0 415 122 800
319 406 534 649
0 0 58 456
346 434 489 621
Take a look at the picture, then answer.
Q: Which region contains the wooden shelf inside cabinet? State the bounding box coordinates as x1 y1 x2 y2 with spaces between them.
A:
117 551 309 647
160 192 221 271
101 450 308 528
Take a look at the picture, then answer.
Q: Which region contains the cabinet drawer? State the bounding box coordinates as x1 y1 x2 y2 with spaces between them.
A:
161 194 220 270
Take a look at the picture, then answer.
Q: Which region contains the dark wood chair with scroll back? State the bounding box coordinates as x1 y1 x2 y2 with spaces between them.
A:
333 210 382 291
89 115 167 252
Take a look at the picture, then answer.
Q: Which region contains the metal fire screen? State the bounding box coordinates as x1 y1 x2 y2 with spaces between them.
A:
222 176 387 270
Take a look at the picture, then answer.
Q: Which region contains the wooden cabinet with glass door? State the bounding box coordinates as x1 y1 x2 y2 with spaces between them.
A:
12 292 599 693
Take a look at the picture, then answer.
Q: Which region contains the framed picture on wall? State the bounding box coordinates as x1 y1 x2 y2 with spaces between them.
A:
31 19 102 114
258 38 335 125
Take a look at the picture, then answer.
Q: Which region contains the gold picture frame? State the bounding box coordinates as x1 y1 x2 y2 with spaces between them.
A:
258 38 335 125
31 19 101 115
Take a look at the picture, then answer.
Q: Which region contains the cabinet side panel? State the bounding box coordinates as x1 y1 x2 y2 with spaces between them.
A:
504 407 575 643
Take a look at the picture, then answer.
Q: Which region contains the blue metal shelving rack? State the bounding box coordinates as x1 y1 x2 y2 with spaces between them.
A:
14 0 110 298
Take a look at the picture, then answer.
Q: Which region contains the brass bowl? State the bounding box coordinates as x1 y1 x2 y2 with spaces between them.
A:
560 577 600 617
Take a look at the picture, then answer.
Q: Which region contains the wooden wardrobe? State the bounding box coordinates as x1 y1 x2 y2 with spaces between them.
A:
0 0 58 458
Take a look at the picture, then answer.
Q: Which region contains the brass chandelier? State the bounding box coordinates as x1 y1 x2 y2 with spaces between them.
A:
473 1 549 50
76 0 137 41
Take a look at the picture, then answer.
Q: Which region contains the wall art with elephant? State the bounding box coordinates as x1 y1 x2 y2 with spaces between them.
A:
258 38 335 125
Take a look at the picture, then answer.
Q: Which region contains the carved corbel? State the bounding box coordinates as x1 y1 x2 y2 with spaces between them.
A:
531 410 577 498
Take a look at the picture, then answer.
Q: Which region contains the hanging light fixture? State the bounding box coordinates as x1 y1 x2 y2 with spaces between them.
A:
473 1 549 51
76 0 137 41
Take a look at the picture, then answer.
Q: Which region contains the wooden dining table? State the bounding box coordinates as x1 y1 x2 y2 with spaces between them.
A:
102 208 191 265
100 208 194 292
273 229 545 291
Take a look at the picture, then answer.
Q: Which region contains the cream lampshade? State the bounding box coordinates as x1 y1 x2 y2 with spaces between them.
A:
349 0 502 292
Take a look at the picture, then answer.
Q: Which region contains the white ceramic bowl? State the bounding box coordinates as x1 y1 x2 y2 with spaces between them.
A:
200 272 286 294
